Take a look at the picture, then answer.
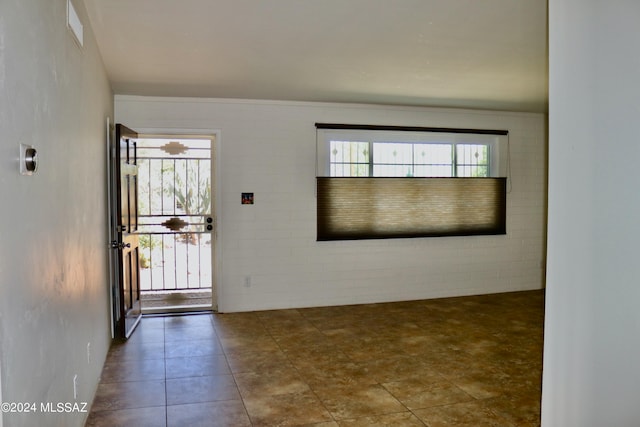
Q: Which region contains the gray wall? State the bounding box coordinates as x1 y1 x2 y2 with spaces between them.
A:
543 0 640 425
0 1 113 426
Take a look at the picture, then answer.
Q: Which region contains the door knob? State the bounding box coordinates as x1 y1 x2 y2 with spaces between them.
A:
110 240 131 250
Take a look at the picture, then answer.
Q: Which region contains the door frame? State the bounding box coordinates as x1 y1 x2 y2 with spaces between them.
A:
135 128 222 312
106 117 115 338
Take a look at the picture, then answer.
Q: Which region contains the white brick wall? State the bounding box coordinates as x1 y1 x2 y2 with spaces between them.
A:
116 96 546 312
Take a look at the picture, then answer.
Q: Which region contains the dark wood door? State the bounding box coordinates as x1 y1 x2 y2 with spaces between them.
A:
112 124 142 339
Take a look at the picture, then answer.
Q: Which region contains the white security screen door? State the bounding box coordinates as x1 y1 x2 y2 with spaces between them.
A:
135 135 216 313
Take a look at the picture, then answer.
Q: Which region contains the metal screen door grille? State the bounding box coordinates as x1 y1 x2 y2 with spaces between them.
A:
136 137 213 292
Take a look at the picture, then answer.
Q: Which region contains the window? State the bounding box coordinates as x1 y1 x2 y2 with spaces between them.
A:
329 141 490 178
316 124 509 241
318 125 507 178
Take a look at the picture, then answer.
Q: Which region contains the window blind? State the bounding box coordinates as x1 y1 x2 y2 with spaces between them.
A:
317 177 507 241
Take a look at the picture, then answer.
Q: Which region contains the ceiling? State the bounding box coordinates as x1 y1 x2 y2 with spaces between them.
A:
83 0 548 113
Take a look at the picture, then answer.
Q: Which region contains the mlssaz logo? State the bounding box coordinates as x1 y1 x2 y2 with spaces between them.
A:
40 402 88 413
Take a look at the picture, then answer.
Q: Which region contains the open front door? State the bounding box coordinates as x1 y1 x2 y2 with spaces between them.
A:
110 124 142 339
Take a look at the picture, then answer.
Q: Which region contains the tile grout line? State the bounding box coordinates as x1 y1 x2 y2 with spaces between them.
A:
163 317 169 427
212 314 255 426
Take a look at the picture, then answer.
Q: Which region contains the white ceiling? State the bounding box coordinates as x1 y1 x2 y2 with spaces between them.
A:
83 0 548 113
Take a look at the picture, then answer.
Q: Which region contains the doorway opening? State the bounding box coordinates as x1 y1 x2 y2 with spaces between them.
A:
135 135 216 313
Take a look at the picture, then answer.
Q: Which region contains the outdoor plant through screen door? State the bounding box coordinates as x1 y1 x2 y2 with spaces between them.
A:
136 136 215 312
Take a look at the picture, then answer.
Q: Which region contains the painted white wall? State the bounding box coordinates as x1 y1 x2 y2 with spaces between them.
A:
542 1 640 426
0 1 113 426
116 96 546 312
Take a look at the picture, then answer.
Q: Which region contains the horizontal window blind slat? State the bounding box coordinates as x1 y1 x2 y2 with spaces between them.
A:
317 177 507 241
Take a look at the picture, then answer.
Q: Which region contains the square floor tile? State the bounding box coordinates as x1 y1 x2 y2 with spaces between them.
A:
166 374 240 405
337 412 426 426
164 314 214 329
382 380 474 410
85 406 167 427
126 325 165 344
243 390 334 426
164 325 218 343
91 380 166 412
234 368 310 398
167 400 251 427
313 384 406 420
100 358 166 383
106 341 165 363
413 400 516 427
164 338 224 359
165 354 231 379
225 349 291 374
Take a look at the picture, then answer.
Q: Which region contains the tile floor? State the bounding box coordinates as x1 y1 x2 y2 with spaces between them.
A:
85 290 544 426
